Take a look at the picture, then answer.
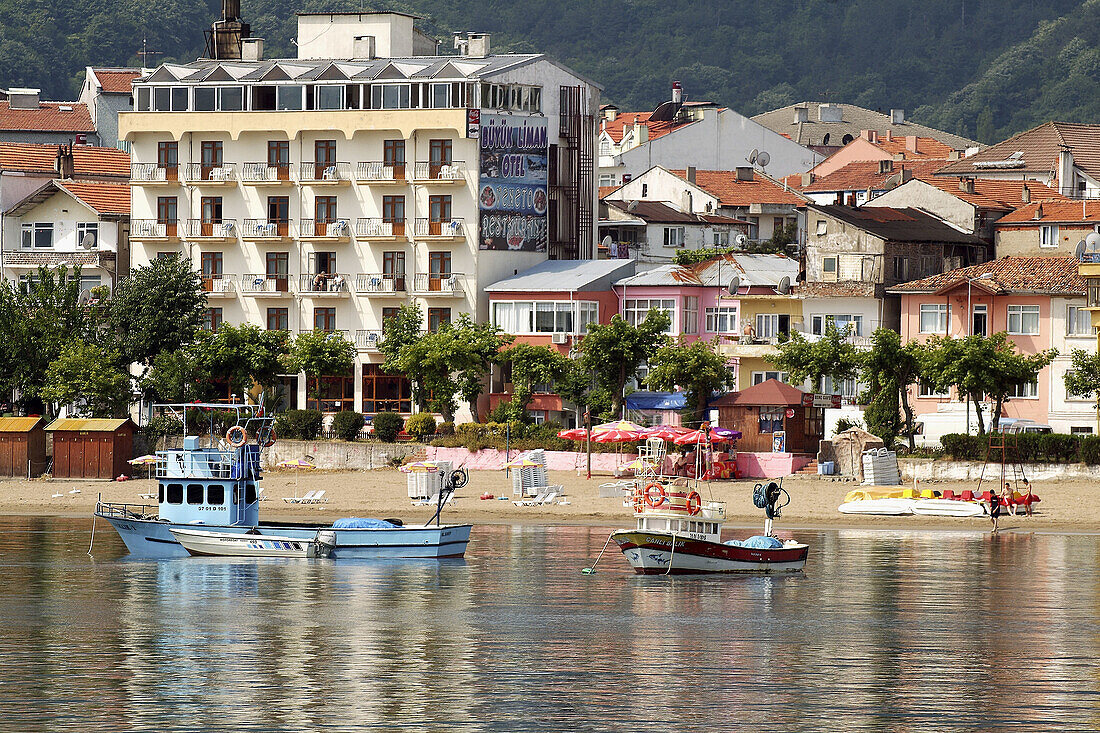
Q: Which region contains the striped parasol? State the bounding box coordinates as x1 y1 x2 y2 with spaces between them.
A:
593 419 645 433
400 460 442 473
504 455 541 469
127 454 165 465
673 429 733 446
557 427 589 440
642 426 690 440
592 429 644 443
277 458 317 469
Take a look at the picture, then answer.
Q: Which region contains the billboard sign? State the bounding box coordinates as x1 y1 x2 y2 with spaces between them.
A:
478 114 548 252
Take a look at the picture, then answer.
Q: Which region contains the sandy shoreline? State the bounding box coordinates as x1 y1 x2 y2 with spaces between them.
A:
0 468 1092 535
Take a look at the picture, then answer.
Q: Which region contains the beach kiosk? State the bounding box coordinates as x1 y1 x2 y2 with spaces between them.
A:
0 417 47 477
46 418 135 479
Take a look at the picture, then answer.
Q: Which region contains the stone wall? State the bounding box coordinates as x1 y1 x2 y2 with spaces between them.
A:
901 457 1100 481
263 439 425 471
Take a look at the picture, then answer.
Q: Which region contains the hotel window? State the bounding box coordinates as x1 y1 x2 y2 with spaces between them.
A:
157 195 178 227
268 141 290 175
382 251 406 290
315 196 338 224
265 251 288 291
384 139 406 177
919 303 948 334
203 307 222 332
1007 304 1040 335
383 196 406 236
20 222 53 249
153 86 188 112
1068 305 1094 336
76 222 98 248
683 296 699 334
663 227 685 247
157 141 178 178
315 85 344 110
705 306 738 334
200 252 223 292
266 307 288 331
429 195 453 230
314 307 336 332
623 298 675 333
276 85 303 110
755 313 790 340
427 307 451 332
811 314 862 337
430 83 450 108
363 364 412 414
1008 380 1039 399
372 83 412 109
815 220 827 236
752 371 788 385
194 86 242 111
1040 225 1059 248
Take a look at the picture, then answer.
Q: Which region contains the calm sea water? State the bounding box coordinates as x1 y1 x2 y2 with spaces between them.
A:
0 517 1098 732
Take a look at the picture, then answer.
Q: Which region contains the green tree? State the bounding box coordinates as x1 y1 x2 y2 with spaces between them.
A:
285 330 356 403
41 341 130 417
109 256 205 369
767 322 861 389
453 316 512 421
646 338 734 423
496 342 573 421
1064 348 1100 433
859 328 924 449
577 311 671 418
141 347 212 403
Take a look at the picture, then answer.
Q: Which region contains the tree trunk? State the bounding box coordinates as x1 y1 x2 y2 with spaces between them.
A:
991 397 1005 433
899 384 915 451
467 397 480 423
972 393 985 434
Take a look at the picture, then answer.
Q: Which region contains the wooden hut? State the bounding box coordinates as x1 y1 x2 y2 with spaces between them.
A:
46 418 135 479
0 417 47 477
712 379 835 455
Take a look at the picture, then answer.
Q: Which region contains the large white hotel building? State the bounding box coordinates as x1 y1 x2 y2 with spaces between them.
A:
120 11 599 417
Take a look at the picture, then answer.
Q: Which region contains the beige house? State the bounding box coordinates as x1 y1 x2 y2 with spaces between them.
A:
995 201 1100 258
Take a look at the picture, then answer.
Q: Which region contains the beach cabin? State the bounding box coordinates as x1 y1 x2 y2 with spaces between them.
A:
46 418 135 479
0 417 47 477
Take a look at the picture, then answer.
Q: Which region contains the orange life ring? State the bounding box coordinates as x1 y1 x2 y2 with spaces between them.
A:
686 491 702 516
644 482 666 508
259 428 277 448
226 425 247 448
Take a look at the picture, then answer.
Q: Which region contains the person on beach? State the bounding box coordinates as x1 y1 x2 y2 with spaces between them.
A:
1021 478 1033 517
990 486 1004 534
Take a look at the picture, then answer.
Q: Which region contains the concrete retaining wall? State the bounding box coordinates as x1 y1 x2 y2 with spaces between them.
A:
263 439 424 470
901 458 1100 481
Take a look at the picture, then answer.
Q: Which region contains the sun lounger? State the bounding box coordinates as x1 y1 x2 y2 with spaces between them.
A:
283 490 316 504
514 491 549 507
305 490 327 504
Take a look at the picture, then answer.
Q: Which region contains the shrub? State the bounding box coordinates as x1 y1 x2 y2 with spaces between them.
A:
1081 436 1100 464
834 417 863 435
332 411 365 441
436 421 455 436
406 413 438 441
939 433 985 460
274 409 324 440
372 412 404 443
455 422 486 440
143 414 183 449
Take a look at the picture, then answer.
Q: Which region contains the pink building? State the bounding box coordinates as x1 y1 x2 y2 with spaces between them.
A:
888 257 1094 433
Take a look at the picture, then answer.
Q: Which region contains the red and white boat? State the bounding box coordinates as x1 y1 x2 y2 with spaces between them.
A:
611 480 808 575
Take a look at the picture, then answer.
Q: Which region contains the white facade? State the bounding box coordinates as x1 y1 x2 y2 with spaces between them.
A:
1048 295 1098 434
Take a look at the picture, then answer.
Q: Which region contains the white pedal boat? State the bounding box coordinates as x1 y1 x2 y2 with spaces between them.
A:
911 498 987 517
837 498 916 515
169 527 335 558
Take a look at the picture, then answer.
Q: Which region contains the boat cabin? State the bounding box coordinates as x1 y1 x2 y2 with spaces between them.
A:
636 513 722 542
156 436 263 526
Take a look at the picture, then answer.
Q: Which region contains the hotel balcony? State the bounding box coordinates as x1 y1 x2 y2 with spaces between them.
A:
412 161 466 184
130 219 180 242
241 162 292 185
411 272 464 297
414 217 465 241
355 330 384 351
241 219 294 242
355 218 407 241
299 218 352 242
185 218 237 241
355 161 407 185
311 328 352 342
239 273 292 297
300 162 352 185
131 163 178 185
201 274 236 298
183 163 237 185
299 273 351 297
354 273 406 296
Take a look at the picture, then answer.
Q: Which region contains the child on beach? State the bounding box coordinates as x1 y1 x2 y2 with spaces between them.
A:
990 485 1006 534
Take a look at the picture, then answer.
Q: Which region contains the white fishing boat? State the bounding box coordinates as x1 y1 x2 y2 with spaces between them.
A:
911 498 987 517
170 527 337 558
837 498 916 515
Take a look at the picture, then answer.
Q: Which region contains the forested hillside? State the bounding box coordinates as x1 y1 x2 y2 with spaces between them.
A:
5 0 1099 142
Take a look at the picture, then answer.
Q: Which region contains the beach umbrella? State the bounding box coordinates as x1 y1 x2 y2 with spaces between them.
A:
673 429 733 446
711 427 742 440
127 454 165 465
277 458 317 469
593 419 645 433
621 456 656 472
400 460 441 473
643 426 690 440
592 429 644 443
557 428 589 440
504 455 541 469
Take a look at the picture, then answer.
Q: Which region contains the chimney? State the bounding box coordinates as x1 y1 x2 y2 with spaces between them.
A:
633 121 648 145
793 106 808 124
466 33 490 58
860 129 878 143
736 166 754 182
1021 184 1031 204
890 108 905 125
55 143 74 179
1033 202 1044 220
241 37 264 61
947 150 961 161
905 135 919 154
8 87 40 110
671 81 683 104
899 168 913 184
605 107 617 122
801 172 814 187
884 130 893 142
353 35 376 60
878 159 893 174
893 152 905 161
959 177 975 194
207 0 250 60
819 104 843 123
686 166 696 184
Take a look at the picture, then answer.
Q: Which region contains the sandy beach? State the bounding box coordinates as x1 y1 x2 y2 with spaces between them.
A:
1 468 1092 534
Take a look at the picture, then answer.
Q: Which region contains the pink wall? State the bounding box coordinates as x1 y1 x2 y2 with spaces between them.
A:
811 137 889 177
614 284 739 341
735 452 815 478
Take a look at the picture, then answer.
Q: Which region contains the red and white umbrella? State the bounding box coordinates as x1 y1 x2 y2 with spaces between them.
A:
593 419 645 433
673 429 733 446
557 428 589 440
592 429 644 443
643 426 690 441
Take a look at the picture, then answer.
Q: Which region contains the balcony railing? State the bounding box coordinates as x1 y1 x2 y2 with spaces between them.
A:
241 219 293 239
412 272 464 295
299 273 351 294
414 218 465 238
355 161 406 183
413 161 466 181
201 274 235 294
130 219 179 239
185 219 237 238
241 162 291 184
311 328 352 341
240 274 291 294
183 163 237 183
131 163 177 183
300 162 351 182
355 330 384 350
299 219 351 238
355 218 406 238
354 274 406 294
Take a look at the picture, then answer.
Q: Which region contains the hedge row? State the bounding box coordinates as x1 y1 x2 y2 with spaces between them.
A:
940 432 1100 464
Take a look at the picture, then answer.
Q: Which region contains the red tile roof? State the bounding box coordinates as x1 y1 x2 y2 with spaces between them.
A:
936 122 1100 180
917 177 1067 210
887 256 1083 295
598 184 621 200
0 142 129 178
57 180 130 216
600 111 699 144
872 136 955 159
670 169 807 207
92 69 141 94
712 378 808 407
997 200 1100 225
800 159 947 193
0 101 94 132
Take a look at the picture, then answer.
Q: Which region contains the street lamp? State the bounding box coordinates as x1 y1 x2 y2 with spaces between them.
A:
964 272 994 434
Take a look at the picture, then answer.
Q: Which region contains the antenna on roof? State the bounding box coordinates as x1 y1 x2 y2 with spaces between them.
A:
727 275 741 296
79 233 95 250
756 151 771 169
747 149 758 165
137 36 160 68
777 276 791 294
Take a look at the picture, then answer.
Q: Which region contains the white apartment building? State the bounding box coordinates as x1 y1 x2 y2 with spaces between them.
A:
120 12 599 418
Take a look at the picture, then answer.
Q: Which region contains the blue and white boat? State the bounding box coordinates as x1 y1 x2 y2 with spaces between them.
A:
94 402 471 560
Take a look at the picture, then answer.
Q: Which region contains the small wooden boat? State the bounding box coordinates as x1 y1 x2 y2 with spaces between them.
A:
169 528 336 558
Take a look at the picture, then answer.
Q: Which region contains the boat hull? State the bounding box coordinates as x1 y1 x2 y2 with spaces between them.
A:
837 498 916 515
98 514 471 560
170 529 321 558
612 530 808 575
911 499 987 517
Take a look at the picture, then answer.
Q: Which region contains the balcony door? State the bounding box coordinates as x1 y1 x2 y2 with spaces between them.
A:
268 140 290 180
200 251 222 292
429 139 452 178
382 195 405 236
314 140 336 179
156 196 177 237
157 141 178 180
428 251 451 292
266 251 288 292
267 196 289 236
384 139 405 180
314 196 337 236
200 141 223 180
200 196 222 236
429 195 451 235
383 250 405 291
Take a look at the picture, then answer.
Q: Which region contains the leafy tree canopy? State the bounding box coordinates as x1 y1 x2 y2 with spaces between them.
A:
646 338 733 423
42 340 130 417
110 256 205 367
577 311 671 418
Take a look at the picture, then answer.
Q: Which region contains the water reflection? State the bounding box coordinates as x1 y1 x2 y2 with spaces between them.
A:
0 519 1098 731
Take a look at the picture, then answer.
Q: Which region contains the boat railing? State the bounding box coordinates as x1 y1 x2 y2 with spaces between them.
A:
156 448 244 480
96 500 158 521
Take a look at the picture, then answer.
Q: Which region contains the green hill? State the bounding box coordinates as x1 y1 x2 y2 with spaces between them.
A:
8 0 1099 143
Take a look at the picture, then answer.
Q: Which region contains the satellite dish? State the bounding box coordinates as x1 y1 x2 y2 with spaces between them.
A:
80 232 95 249
601 235 613 248
1076 240 1088 259
727 275 741 296
747 148 759 165
626 200 639 212
735 233 748 247
1087 232 1100 251
757 151 771 168
778 276 791 294
77 288 92 306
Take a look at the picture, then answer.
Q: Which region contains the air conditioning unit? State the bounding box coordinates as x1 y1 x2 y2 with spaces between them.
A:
551 333 568 344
